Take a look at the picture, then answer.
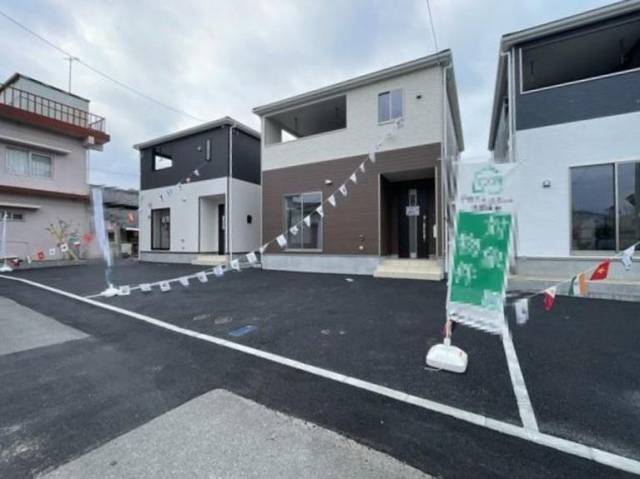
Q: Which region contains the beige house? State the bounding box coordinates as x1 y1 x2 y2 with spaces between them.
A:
0 73 110 262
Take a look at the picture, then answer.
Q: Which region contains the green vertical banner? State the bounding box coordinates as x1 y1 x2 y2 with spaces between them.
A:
447 162 515 335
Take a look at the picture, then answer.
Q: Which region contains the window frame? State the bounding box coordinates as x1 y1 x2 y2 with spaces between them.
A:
5 147 54 179
150 208 171 250
0 209 26 221
569 159 640 254
377 89 404 124
152 151 173 171
282 191 323 252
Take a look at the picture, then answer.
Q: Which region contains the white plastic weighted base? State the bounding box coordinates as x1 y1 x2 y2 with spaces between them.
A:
426 338 468 373
100 285 120 298
0 263 13 273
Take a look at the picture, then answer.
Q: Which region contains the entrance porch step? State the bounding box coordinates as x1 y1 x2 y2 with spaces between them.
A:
191 255 228 266
373 259 444 281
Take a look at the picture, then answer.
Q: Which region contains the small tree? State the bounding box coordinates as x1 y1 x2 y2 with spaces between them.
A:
46 219 80 260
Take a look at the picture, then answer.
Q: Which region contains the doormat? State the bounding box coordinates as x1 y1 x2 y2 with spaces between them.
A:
229 325 257 337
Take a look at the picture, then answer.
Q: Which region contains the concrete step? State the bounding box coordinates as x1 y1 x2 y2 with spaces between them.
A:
191 255 228 266
373 259 444 281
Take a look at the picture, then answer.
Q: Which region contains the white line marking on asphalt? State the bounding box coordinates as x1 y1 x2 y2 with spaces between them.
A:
2 274 639 476
501 322 539 431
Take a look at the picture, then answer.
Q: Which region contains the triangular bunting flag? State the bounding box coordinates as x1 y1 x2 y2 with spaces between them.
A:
230 259 240 271
590 260 610 281
359 162 366 173
368 151 376 163
179 276 190 287
246 252 258 264
193 169 200 177
303 216 311 227
316 205 324 217
276 234 288 248
140 283 152 293
621 244 636 271
289 225 299 236
514 298 529 325
259 244 268 254
543 286 557 311
159 281 171 292
328 195 336 207
196 271 208 283
569 272 588 297
349 173 358 185
339 184 348 197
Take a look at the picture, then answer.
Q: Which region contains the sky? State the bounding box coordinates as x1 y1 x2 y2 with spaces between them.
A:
0 0 614 190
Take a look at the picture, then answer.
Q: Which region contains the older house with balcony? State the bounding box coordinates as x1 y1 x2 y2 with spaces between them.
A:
488 0 640 281
254 51 463 279
0 73 109 261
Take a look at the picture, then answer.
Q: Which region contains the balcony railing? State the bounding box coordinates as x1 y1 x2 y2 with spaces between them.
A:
0 85 106 133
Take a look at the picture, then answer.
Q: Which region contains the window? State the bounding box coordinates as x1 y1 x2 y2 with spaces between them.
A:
284 192 322 250
571 161 640 251
6 148 29 176
5 148 53 178
153 152 173 171
378 89 403 123
0 209 25 221
31 153 53 178
151 208 170 250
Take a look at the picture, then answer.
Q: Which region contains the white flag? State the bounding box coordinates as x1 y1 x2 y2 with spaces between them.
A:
140 283 152 292
49 248 56 256
246 252 258 264
316 205 324 217
350 173 358 185
328 195 336 207
276 234 287 248
259 244 268 254
289 225 299 236
230 259 241 271
159 281 171 292
196 271 208 283
118 285 131 296
193 169 200 177
303 216 311 227
359 162 366 173
368 151 376 163
339 184 348 197
214 265 224 277
179 276 190 287
26 255 32 264
622 244 636 271
60 243 69 252
514 298 529 325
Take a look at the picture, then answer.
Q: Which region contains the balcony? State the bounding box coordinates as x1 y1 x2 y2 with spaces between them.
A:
0 85 110 146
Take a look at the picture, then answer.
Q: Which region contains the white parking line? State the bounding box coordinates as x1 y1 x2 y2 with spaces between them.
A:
2 274 639 476
501 322 539 431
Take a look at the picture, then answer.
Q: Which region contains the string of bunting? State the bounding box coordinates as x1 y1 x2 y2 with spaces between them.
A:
92 118 405 298
512 241 638 325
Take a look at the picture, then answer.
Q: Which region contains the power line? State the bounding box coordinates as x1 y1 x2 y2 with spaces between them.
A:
425 0 439 54
0 9 204 123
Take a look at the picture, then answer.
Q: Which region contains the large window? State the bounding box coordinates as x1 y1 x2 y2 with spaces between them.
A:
284 192 322 250
571 161 640 251
151 208 170 250
378 89 403 123
153 151 173 171
5 148 53 178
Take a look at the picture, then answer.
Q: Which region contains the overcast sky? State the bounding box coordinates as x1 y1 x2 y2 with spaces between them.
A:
1 0 612 190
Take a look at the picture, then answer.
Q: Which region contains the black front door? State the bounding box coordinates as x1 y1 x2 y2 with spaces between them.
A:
218 203 225 255
398 185 429 258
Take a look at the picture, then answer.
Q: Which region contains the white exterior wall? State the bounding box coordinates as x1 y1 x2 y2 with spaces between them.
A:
140 178 227 253
262 66 443 171
514 110 640 258
12 77 89 111
229 178 261 253
139 177 261 255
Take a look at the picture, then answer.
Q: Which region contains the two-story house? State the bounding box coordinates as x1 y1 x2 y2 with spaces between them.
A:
253 51 463 278
488 0 640 280
0 73 109 262
134 117 261 264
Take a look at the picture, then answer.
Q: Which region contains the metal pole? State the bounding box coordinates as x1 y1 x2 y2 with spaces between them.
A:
227 124 234 263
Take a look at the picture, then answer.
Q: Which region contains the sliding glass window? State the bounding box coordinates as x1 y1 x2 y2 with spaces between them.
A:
284 192 322 250
571 161 640 251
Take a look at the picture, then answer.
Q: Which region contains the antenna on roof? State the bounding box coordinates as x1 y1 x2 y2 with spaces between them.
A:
65 55 78 93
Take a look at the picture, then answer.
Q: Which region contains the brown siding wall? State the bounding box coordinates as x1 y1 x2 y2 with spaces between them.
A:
262 143 441 256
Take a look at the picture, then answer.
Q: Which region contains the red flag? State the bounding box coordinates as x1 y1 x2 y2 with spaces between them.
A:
36 250 45 261
544 286 557 311
590 260 610 281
